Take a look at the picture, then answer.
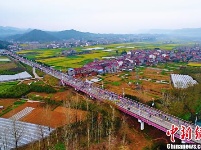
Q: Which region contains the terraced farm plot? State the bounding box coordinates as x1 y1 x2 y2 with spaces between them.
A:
93 68 171 102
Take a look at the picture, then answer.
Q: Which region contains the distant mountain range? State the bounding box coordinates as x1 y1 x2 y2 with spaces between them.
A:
2 28 100 42
0 40 11 49
0 26 201 42
0 26 31 38
144 28 201 37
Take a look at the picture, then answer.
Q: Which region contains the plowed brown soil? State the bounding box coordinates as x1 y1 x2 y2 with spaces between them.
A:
27 90 73 101
2 101 87 128
0 99 17 113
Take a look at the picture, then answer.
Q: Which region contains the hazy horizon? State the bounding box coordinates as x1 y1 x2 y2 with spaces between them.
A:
1 26 201 35
1 0 201 34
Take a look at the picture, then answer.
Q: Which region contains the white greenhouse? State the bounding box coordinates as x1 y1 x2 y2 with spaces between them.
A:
170 74 198 88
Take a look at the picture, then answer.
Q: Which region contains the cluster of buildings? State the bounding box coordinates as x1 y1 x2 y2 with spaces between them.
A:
8 34 156 51
68 59 121 77
68 47 201 77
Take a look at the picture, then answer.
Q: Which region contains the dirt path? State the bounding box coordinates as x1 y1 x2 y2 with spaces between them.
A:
32 67 40 79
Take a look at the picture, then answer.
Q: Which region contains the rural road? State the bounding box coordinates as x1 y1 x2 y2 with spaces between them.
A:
33 67 40 79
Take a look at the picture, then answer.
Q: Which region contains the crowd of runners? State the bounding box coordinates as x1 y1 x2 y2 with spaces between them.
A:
5 51 199 142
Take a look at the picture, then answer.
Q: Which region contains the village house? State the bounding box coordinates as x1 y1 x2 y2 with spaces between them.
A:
67 45 201 77
62 49 77 56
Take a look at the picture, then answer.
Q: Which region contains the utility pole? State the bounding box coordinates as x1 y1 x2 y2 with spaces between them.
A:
195 113 198 125
135 67 140 90
152 98 154 107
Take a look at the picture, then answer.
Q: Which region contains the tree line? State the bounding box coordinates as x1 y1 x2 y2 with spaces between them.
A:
0 83 56 98
162 66 201 122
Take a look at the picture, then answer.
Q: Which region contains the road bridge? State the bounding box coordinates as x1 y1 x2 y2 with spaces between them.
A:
5 51 201 144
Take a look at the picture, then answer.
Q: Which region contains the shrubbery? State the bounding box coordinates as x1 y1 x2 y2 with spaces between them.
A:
0 84 31 98
0 82 56 98
111 81 120 86
31 84 56 93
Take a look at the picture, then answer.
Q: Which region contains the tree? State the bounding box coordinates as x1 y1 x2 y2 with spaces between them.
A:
11 119 25 150
0 128 9 150
62 100 74 150
164 83 201 121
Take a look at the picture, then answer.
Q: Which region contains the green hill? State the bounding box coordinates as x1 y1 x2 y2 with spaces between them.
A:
0 40 11 49
49 29 101 40
0 26 30 38
16 29 59 42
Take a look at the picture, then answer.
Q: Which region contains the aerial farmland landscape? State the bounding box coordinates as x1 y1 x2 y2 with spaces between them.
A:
1 0 201 150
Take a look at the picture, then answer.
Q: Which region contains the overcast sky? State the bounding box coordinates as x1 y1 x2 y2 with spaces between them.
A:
1 0 201 33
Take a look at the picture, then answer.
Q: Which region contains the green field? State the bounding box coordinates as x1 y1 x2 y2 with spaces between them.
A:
0 56 10 63
0 61 16 70
0 56 8 59
102 42 180 51
0 58 29 75
39 50 116 68
18 48 117 69
17 42 191 69
81 42 183 50
18 49 63 60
